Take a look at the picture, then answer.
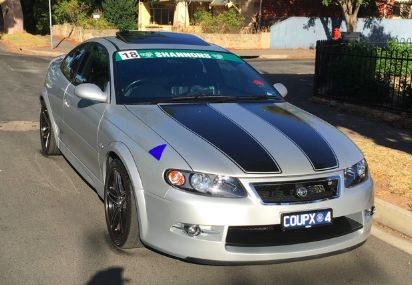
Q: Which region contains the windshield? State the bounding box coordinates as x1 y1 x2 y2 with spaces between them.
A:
113 49 282 104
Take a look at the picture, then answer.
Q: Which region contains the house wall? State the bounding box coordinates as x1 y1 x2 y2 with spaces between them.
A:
138 2 151 29
260 0 341 19
194 32 270 49
270 17 412 49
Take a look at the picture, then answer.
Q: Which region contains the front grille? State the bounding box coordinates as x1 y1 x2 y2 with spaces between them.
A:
226 217 362 247
252 177 339 204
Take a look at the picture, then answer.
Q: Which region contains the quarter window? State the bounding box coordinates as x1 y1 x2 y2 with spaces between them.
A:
60 45 87 82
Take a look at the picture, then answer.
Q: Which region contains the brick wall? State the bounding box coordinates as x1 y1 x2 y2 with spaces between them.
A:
257 0 397 26
259 0 341 20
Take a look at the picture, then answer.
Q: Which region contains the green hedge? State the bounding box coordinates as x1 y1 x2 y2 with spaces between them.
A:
193 9 244 33
102 0 137 31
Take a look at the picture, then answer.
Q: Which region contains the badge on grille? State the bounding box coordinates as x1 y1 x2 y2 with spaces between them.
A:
295 186 308 198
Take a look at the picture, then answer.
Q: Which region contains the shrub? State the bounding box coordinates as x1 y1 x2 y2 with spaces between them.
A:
53 0 90 26
102 0 137 31
193 10 217 32
377 40 412 78
78 17 115 29
217 8 243 33
193 9 244 33
327 43 390 104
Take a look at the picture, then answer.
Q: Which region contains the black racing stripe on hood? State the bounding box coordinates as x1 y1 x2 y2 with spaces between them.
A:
159 104 280 173
242 103 338 171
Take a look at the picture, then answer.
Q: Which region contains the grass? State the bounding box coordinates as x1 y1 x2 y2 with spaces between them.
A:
1 32 50 49
339 126 412 211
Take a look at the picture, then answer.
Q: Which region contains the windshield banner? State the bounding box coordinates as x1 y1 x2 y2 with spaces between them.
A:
115 49 242 62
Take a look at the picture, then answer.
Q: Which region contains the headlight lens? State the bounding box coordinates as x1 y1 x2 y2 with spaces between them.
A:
190 173 211 193
165 169 246 198
344 159 368 188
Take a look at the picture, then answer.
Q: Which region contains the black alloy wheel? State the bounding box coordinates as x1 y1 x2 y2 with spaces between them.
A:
105 159 142 249
40 104 59 155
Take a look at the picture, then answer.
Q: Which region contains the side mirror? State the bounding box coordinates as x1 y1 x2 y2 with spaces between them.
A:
75 83 107 103
273 83 288 98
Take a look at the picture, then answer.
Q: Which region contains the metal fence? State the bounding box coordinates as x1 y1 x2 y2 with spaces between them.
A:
314 40 412 113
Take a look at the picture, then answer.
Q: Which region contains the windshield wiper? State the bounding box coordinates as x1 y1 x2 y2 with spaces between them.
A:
233 95 283 101
151 95 238 103
132 95 282 104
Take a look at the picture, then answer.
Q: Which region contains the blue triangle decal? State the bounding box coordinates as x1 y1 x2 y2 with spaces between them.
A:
148 144 167 161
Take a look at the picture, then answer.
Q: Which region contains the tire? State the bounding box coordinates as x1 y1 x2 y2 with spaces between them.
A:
104 158 143 249
39 103 60 155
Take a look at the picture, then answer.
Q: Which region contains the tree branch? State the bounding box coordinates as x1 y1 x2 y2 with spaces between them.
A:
353 1 362 18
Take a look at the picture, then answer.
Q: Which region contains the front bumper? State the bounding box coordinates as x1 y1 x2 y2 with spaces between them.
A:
140 174 374 263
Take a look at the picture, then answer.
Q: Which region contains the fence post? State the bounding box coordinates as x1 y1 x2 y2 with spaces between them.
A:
313 40 321 97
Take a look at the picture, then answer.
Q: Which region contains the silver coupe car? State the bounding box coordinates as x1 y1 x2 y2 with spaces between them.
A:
40 31 374 263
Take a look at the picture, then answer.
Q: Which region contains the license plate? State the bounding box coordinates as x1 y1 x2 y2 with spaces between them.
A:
281 209 333 230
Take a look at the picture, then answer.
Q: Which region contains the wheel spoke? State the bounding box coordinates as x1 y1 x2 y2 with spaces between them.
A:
117 173 125 195
45 132 50 149
110 206 121 232
118 208 124 234
41 126 48 136
107 188 118 204
114 171 122 195
41 111 49 128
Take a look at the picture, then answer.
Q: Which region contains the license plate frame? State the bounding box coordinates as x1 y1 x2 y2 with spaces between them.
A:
281 209 333 230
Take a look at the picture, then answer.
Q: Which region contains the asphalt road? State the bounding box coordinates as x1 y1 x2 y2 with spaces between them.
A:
0 52 411 285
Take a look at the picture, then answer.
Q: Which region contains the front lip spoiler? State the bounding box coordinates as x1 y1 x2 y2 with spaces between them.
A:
141 238 367 266
183 240 367 266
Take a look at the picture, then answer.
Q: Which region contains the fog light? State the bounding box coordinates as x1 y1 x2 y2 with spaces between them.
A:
184 224 201 237
365 206 375 216
171 223 224 241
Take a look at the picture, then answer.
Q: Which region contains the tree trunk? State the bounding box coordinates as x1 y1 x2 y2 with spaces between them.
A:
345 13 357 32
1 0 24 34
340 0 361 32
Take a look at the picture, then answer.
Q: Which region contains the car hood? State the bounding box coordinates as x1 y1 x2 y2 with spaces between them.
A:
125 102 363 177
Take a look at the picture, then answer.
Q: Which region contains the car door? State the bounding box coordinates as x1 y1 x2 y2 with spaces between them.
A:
61 43 110 179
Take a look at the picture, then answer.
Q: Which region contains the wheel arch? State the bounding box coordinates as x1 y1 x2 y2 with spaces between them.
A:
103 142 149 241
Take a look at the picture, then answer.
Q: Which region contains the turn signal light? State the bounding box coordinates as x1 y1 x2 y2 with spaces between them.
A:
166 170 185 186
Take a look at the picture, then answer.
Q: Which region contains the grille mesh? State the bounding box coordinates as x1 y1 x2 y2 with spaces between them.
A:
252 177 339 204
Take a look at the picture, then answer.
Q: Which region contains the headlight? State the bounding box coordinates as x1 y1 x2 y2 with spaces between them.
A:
344 159 368 188
165 169 246 198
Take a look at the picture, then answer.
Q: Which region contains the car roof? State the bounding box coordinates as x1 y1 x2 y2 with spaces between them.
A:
99 31 228 53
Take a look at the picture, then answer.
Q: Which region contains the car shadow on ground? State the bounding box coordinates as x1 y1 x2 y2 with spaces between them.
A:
85 267 129 285
263 73 412 155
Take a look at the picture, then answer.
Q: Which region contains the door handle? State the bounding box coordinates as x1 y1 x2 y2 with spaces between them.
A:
64 98 70 108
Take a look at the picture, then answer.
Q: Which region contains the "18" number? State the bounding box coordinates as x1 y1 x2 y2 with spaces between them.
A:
119 50 140 60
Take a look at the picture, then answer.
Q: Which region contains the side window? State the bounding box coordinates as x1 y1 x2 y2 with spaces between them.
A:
73 43 110 91
60 45 87 82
